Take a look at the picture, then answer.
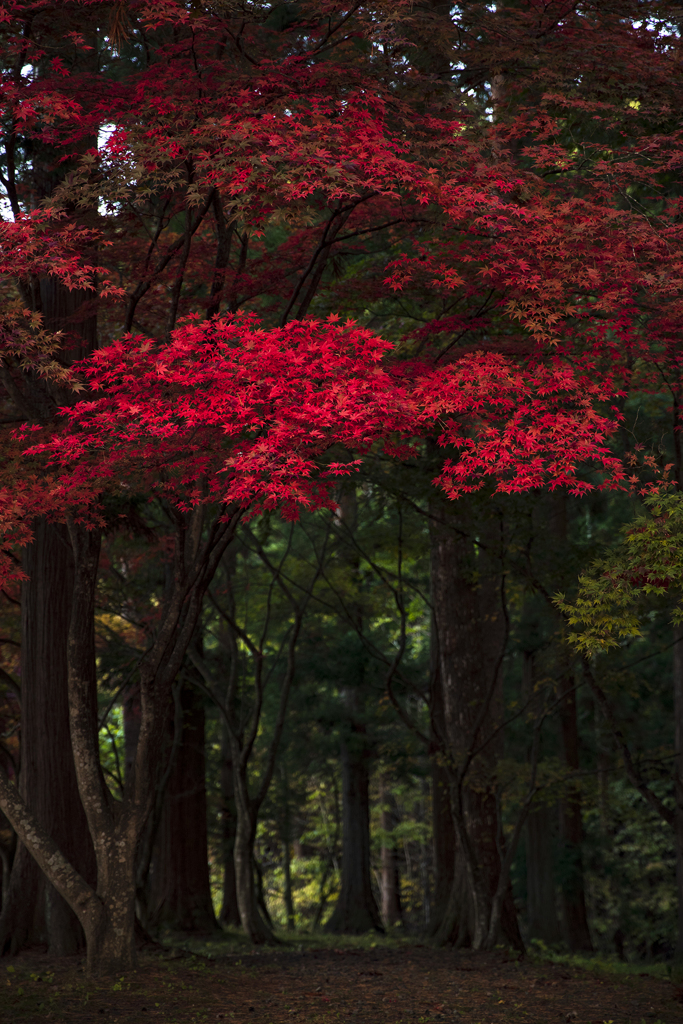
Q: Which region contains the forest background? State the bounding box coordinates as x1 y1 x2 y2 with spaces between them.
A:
1 0 683 980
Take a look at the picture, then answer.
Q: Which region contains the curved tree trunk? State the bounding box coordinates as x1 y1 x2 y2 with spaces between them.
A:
232 776 274 944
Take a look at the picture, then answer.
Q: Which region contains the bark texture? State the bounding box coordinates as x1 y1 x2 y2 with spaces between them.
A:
0 522 96 957
429 499 523 951
325 727 383 935
232 791 273 943
429 617 456 936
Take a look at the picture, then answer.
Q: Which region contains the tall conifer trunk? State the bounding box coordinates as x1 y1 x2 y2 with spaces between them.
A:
0 271 98 956
0 523 96 955
380 778 403 929
325 489 383 936
429 616 456 936
429 498 523 950
325 720 383 934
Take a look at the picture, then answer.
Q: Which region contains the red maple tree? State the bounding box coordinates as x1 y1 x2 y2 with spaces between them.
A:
0 0 681 972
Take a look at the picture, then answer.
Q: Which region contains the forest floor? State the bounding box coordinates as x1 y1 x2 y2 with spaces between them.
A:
2 937 682 1024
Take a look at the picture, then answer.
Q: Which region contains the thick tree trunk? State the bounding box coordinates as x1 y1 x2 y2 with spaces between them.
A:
325 730 383 935
0 504 239 975
325 489 382 936
0 521 96 957
429 498 523 951
147 685 217 934
83 861 137 976
380 780 403 929
219 724 241 928
558 673 593 952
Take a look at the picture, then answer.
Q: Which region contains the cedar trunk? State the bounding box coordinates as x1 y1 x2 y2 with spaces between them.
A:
429 499 523 951
0 261 98 958
380 780 403 929
325 730 383 935
0 522 96 956
430 620 456 935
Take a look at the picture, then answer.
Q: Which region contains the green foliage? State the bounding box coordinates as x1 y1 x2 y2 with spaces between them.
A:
584 779 677 960
98 704 125 801
558 491 683 652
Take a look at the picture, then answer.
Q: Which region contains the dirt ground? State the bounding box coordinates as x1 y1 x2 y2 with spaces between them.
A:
2 944 682 1024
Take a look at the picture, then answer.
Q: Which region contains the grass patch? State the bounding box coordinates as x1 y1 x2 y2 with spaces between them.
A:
526 938 671 979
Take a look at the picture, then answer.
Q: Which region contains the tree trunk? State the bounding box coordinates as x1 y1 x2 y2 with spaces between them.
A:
558 673 593 952
429 498 523 951
0 504 239 975
380 781 403 929
282 835 295 932
233 792 273 943
230 749 275 944
82 860 137 976
325 730 383 935
219 723 241 928
325 488 383 936
429 614 456 936
0 521 96 957
281 767 295 931
147 685 217 935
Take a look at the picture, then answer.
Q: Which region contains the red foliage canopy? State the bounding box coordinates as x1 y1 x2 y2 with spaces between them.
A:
1 0 681 583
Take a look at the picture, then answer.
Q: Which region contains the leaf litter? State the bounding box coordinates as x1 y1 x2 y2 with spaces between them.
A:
2 945 680 1024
